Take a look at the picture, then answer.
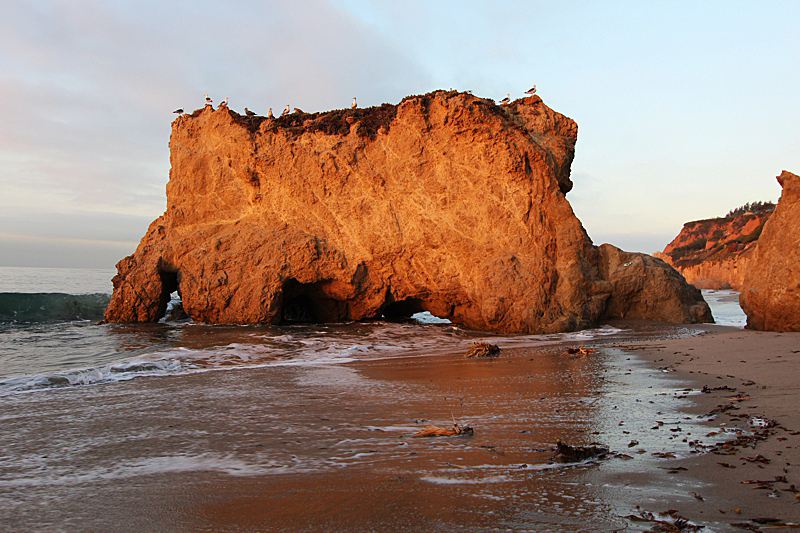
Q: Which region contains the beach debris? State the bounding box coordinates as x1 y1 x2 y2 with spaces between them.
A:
749 417 777 428
552 441 609 463
623 510 704 532
702 385 737 393
728 393 751 402
742 455 771 464
464 342 500 358
652 452 677 459
690 491 704 501
412 416 473 438
732 518 800 530
708 403 739 415
560 345 596 357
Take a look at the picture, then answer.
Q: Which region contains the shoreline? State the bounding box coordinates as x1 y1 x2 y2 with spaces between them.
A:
4 320 799 532
609 326 800 531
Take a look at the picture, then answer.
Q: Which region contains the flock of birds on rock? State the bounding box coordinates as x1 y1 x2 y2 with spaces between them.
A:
172 86 535 118
500 85 537 105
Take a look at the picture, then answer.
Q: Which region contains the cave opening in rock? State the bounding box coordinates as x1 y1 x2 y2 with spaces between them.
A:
381 298 452 324
280 279 347 324
382 298 424 320
157 268 179 321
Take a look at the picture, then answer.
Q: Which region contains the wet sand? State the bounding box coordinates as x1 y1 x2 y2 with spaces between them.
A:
4 324 798 532
610 326 800 531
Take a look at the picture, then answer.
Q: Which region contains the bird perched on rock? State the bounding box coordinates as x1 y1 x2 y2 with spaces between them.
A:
244 107 256 116
280 105 290 117
500 93 510 105
220 97 229 107
525 85 536 95
205 94 212 105
173 108 184 115
351 97 357 109
267 107 274 119
293 107 303 114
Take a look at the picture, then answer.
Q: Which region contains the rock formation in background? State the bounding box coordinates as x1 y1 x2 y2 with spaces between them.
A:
655 208 773 290
104 91 712 333
740 171 800 331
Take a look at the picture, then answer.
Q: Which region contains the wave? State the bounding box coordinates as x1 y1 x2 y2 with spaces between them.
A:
0 323 634 394
0 292 110 324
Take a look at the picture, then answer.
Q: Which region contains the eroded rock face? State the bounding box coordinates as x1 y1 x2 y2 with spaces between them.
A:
740 171 800 331
105 91 711 333
655 210 772 290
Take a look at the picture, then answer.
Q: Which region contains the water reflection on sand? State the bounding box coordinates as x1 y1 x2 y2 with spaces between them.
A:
0 336 708 532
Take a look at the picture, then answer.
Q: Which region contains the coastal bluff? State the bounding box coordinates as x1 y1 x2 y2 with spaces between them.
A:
740 171 800 331
655 208 773 290
104 90 711 333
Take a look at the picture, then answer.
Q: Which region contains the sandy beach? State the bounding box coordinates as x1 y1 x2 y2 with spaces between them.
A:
3 321 800 532
606 326 800 531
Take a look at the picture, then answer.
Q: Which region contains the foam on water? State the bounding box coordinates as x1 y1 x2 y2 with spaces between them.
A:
0 267 746 395
0 321 632 394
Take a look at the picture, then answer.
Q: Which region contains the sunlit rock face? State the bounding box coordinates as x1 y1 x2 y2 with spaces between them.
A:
104 91 711 333
740 171 800 331
655 211 773 291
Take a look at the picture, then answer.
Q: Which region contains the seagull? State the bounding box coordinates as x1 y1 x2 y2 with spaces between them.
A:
525 85 537 95
173 108 184 115
244 107 256 116
351 97 357 109
205 94 212 105
221 97 229 107
280 104 290 117
267 107 274 119
293 107 303 114
500 93 510 105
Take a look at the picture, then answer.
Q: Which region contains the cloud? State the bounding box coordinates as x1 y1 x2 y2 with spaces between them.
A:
0 0 431 267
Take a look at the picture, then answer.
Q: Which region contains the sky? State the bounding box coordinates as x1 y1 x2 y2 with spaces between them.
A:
1 1 798 269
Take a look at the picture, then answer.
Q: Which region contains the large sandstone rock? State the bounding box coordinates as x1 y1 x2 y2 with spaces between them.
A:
105 91 712 333
740 171 800 331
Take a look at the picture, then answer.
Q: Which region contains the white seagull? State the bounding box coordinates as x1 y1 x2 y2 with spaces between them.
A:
351 97 357 109
173 108 184 115
221 97 229 107
499 93 510 105
280 104 290 117
267 107 274 119
205 94 212 105
525 85 537 95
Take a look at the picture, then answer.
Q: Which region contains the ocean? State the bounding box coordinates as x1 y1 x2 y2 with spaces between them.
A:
0 266 747 532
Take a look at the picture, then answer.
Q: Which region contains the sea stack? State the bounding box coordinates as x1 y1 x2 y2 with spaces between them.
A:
105 90 712 332
740 170 800 331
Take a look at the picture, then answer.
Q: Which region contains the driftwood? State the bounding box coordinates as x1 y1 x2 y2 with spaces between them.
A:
553 440 609 463
412 423 474 438
464 342 500 358
560 345 596 357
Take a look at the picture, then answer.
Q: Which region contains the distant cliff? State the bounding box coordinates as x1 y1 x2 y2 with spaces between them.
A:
656 208 773 290
741 171 800 331
104 90 711 332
